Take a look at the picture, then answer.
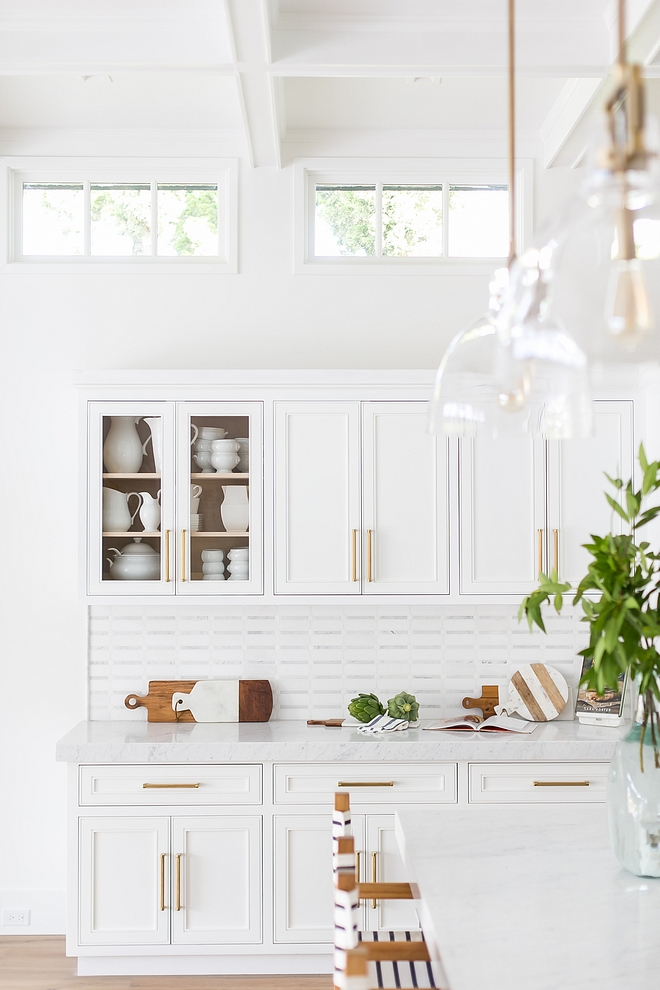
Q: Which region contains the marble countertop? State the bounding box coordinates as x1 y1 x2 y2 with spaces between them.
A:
55 719 627 764
396 804 660 990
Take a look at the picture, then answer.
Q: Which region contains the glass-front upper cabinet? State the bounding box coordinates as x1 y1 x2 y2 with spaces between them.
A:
88 402 175 596
87 400 262 596
177 402 263 596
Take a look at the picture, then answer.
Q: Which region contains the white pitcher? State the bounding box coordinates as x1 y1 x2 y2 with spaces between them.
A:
141 418 162 474
103 417 144 473
103 488 142 532
138 490 161 532
220 486 249 533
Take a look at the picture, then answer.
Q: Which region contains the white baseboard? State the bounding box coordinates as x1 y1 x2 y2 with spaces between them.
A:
0 890 66 935
78 954 334 976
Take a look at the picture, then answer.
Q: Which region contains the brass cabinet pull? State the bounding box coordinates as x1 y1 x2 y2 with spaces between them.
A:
159 853 166 911
337 781 394 787
553 528 559 573
537 528 543 575
143 783 201 789
533 780 590 787
371 852 378 908
367 530 373 582
356 851 361 882
181 529 187 582
176 854 182 911
351 529 358 582
164 530 171 582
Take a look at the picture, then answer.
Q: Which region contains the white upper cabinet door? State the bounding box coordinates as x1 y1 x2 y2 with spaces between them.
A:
275 402 361 594
547 400 634 587
79 817 170 945
459 434 546 594
176 402 263 595
88 402 175 596
362 402 449 595
171 816 262 945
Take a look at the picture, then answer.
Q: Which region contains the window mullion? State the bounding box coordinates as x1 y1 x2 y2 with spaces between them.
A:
376 181 383 258
151 181 158 257
84 180 91 257
442 180 449 258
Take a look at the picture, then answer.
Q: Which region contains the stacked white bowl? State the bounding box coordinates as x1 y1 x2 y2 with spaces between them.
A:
190 513 203 532
201 548 225 580
227 547 249 580
193 428 227 473
210 439 240 472
235 438 249 473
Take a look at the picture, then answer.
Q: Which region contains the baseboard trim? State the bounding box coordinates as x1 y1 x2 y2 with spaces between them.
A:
78 954 334 976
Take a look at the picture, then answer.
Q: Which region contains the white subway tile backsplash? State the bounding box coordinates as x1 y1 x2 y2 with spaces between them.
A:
88 603 589 721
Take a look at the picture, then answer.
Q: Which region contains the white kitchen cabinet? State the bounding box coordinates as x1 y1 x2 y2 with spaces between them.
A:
363 815 420 932
87 400 263 596
79 817 170 945
459 399 634 595
274 401 449 595
171 816 262 944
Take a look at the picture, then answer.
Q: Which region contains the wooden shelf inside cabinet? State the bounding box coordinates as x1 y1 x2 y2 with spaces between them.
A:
190 473 249 480
190 531 249 538
103 473 161 479
103 532 161 538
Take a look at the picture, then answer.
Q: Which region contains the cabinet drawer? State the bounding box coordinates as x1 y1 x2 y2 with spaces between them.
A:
274 763 457 805
469 763 610 804
79 765 262 806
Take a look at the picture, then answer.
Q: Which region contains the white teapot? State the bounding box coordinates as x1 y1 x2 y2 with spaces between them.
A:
107 539 161 581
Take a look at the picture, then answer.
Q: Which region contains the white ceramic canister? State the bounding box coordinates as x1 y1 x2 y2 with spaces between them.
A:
227 559 249 580
227 547 249 560
202 561 225 575
201 549 224 562
220 486 249 532
138 490 161 532
103 417 145 473
103 488 142 532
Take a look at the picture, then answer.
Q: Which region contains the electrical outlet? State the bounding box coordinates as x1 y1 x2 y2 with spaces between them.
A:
2 909 30 926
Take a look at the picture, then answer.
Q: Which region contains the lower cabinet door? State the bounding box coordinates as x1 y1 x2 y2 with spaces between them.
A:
171 816 262 944
274 814 365 943
79 817 170 945
364 815 420 933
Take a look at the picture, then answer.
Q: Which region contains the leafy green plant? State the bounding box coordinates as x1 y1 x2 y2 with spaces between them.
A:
348 692 385 723
387 691 419 722
520 444 660 769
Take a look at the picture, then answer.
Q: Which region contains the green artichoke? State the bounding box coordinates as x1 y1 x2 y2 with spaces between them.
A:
348 692 385 723
387 691 419 722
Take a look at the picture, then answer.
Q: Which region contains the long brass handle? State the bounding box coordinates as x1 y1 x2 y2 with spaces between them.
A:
367 529 373 582
337 781 394 787
537 528 543 575
356 851 361 882
533 780 590 787
160 853 166 911
176 854 182 911
181 529 187 582
143 783 200 789
351 529 357 582
164 529 171 582
553 528 559 573
371 852 377 909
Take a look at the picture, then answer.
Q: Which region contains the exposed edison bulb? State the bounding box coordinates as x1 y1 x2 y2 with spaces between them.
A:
605 205 654 347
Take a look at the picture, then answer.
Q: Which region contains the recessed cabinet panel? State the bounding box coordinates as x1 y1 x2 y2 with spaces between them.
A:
362 403 449 594
274 763 457 805
364 815 420 932
275 402 361 594
79 764 262 807
468 763 610 803
79 817 170 945
459 434 545 594
548 401 633 586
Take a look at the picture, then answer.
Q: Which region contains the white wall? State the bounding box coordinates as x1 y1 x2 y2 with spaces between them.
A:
0 151 582 933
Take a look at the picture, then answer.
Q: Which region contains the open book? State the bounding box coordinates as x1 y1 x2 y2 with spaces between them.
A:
423 713 537 734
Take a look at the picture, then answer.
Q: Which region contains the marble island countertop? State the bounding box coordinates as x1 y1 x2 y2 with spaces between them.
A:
56 719 627 764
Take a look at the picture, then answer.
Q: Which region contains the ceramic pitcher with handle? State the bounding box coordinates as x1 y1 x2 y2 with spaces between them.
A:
141 418 162 473
138 490 161 532
103 488 142 532
103 417 144 473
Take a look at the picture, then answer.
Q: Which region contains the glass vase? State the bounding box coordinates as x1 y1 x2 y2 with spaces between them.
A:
608 709 660 877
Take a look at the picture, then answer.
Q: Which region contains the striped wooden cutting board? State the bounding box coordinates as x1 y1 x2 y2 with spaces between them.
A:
508 663 569 721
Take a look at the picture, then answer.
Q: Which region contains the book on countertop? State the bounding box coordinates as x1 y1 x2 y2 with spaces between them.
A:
423 713 537 733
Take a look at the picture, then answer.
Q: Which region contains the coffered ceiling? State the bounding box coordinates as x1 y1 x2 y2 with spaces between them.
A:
0 0 658 167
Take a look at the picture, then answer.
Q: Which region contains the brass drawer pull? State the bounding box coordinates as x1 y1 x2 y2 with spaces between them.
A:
337 781 394 787
159 853 166 911
371 852 378 908
533 780 590 787
164 529 171 582
143 783 201 789
351 529 358 582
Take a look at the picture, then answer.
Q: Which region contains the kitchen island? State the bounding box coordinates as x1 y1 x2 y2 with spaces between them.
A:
396 804 660 990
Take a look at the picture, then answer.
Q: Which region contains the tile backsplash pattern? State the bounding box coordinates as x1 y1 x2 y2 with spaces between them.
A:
89 604 589 722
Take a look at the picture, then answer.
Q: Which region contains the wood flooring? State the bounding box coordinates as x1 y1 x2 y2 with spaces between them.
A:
0 937 333 990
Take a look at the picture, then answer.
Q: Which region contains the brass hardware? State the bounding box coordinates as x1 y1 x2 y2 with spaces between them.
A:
142 784 200 790
164 530 171 582
371 852 378 909
367 530 373 582
356 851 361 882
537 529 543 575
176 854 182 912
351 529 357 582
533 780 590 787
337 781 394 788
181 529 186 582
160 853 166 911
553 528 559 573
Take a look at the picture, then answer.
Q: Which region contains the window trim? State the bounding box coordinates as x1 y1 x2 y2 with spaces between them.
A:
0 157 238 273
294 157 533 276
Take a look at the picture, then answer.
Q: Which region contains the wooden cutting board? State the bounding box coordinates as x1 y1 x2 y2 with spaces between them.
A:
124 679 273 723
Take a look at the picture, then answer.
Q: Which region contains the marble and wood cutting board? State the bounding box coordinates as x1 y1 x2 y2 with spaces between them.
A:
124 679 273 722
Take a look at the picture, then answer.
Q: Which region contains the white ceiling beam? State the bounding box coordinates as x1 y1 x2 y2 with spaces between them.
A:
540 78 602 168
226 0 281 168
